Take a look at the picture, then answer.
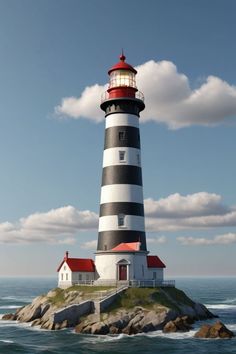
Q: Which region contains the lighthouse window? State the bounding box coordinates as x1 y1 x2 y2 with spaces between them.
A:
118 214 125 227
119 131 127 141
119 150 126 162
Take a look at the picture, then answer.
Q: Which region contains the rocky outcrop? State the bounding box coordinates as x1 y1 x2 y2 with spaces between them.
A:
163 316 194 333
1 285 216 334
194 321 235 339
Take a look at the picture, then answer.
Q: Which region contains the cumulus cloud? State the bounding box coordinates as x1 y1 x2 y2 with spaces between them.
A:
177 233 236 246
1 192 236 244
145 192 236 231
55 60 236 129
0 206 98 244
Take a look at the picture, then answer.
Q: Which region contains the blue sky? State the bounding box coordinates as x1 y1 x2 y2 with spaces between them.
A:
0 0 236 276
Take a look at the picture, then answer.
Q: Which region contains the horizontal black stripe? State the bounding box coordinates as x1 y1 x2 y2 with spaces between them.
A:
97 231 147 251
104 126 140 150
100 202 144 217
100 97 145 117
102 165 142 186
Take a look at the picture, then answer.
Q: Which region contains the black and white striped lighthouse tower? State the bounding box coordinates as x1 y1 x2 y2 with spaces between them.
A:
94 53 154 283
98 53 146 252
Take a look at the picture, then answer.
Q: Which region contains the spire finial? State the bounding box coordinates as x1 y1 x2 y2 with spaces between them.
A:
120 49 126 62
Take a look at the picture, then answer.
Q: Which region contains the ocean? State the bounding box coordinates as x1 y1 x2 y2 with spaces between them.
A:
0 277 235 354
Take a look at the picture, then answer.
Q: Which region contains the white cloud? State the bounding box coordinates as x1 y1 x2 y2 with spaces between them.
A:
55 59 236 129
145 192 236 231
0 206 98 245
144 192 228 218
177 233 236 246
147 235 167 244
1 192 236 244
81 239 97 249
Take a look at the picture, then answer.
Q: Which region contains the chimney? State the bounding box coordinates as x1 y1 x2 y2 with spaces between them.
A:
64 251 69 261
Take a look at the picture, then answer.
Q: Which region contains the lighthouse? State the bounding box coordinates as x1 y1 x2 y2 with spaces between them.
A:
94 54 165 284
57 54 166 288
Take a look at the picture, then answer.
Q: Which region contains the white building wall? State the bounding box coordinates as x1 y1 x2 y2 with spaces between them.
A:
147 268 164 281
58 262 73 288
58 261 95 288
95 252 149 281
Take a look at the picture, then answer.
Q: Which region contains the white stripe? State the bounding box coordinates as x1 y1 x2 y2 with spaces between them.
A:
103 147 141 167
106 113 139 129
99 215 145 232
100 184 144 204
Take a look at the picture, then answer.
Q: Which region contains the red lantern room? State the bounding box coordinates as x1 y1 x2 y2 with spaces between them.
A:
107 53 138 99
101 52 145 114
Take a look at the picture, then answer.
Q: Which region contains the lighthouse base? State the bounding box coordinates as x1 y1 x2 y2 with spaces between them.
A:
94 250 164 285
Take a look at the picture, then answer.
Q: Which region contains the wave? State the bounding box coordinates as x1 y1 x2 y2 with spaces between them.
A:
0 340 14 344
78 329 198 343
1 296 33 302
206 303 236 309
0 305 21 309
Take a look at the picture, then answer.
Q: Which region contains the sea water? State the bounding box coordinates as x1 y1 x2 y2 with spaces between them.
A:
0 277 235 354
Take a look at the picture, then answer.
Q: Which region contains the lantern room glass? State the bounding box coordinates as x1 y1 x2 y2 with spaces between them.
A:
109 70 137 89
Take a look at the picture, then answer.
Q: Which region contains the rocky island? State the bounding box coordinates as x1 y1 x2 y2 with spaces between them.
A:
2 285 222 335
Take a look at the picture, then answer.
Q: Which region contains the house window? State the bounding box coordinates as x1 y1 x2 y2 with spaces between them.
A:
104 244 107 251
118 214 125 227
79 274 82 281
119 150 126 162
66 273 68 281
61 273 64 281
153 272 157 279
64 265 66 271
119 131 127 141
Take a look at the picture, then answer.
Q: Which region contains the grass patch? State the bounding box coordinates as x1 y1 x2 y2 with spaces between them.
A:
106 288 172 313
47 288 65 306
64 285 114 293
162 287 195 307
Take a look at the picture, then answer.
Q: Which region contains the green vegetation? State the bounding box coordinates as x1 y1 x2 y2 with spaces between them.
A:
105 287 195 313
47 288 65 306
64 285 114 293
47 286 115 306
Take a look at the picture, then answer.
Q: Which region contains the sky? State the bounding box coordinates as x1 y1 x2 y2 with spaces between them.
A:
0 0 236 277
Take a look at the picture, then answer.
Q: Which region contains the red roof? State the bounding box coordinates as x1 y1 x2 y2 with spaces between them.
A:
57 258 95 272
112 242 141 252
147 255 166 268
108 54 137 75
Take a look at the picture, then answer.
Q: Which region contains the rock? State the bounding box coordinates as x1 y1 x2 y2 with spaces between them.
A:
31 319 42 327
1 313 16 321
91 322 109 335
194 321 235 339
163 316 193 333
163 320 178 333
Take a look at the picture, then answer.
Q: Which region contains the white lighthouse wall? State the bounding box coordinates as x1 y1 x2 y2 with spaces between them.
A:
105 113 139 128
101 184 144 204
103 147 141 168
95 252 150 282
98 215 145 232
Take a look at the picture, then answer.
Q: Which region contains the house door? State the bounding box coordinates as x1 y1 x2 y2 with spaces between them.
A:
119 265 127 280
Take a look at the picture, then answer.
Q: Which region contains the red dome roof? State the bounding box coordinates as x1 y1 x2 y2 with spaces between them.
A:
108 53 137 75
